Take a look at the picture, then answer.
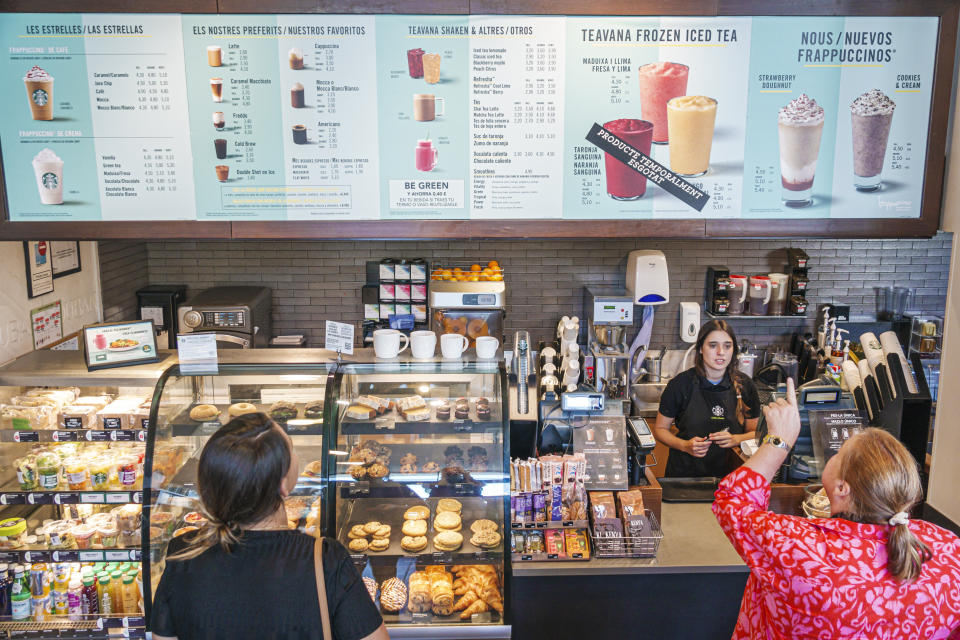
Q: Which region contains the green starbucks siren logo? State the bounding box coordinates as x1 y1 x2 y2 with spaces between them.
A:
32 88 49 106
41 172 59 189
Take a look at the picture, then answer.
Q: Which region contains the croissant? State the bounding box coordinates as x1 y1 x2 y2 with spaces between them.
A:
484 596 504 615
461 598 490 619
454 590 480 611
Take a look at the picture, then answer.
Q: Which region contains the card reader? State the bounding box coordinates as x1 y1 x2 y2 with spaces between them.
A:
627 417 657 453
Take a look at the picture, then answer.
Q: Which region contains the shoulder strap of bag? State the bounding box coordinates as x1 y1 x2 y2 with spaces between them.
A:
314 535 333 640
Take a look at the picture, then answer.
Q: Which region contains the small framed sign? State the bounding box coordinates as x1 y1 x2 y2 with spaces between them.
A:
50 241 82 278
82 320 159 371
23 240 54 299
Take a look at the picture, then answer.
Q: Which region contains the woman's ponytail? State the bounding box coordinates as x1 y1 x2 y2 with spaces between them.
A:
886 519 932 582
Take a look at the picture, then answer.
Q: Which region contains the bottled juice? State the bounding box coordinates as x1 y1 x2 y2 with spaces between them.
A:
110 571 123 612
97 576 112 615
67 578 82 620
121 575 138 615
81 576 98 615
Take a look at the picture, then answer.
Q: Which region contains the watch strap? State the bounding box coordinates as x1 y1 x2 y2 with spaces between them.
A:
761 434 791 452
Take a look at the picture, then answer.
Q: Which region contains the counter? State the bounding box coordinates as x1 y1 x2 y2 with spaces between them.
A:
510 502 749 640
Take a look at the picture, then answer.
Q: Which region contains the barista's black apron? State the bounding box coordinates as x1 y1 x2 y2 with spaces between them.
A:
664 376 740 477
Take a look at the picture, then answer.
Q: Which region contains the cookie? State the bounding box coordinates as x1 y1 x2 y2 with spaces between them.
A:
369 537 390 552
367 463 389 479
434 511 462 531
436 498 462 514
348 538 369 552
373 524 392 539
404 506 430 520
470 519 498 534
433 530 463 551
349 465 368 480
401 535 428 552
402 519 427 536
363 576 378 602
349 524 367 538
422 461 440 472
362 521 382 534
470 530 501 548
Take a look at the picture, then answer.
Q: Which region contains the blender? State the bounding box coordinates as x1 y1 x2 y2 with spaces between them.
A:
582 287 634 399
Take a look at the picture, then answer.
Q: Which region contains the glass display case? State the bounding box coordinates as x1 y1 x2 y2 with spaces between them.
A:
141 351 337 628
0 349 174 638
325 358 510 637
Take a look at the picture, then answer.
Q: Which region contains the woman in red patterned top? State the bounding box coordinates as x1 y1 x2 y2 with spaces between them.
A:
713 378 960 640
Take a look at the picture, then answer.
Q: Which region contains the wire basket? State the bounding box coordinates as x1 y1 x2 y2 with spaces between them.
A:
590 509 663 558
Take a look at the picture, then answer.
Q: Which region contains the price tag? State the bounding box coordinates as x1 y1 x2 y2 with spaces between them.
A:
87 430 111 442
52 431 77 442
79 551 103 562
13 431 39 443
102 417 123 430
562 521 575 527
324 320 354 355
411 613 431 623
0 552 17 563
524 522 537 529
571 552 583 559
27 492 53 505
521 554 532 561
24 550 51 562
111 430 136 442
80 493 105 504
0 493 26 505
106 493 131 504
52 550 79 562
106 550 130 561
55 492 81 504
547 553 558 559
431 552 453 563
133 492 143 504
453 422 473 432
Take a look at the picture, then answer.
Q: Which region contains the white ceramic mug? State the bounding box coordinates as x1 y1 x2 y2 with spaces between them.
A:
411 330 437 359
440 333 468 359
373 329 409 358
476 336 499 359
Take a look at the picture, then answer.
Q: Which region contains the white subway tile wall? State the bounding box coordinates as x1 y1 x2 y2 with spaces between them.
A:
97 234 952 350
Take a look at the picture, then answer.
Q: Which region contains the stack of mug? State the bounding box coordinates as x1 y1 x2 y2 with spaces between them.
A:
372 329 499 360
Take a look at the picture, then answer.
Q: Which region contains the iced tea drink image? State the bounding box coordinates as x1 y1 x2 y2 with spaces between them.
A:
602 119 653 200
638 62 688 143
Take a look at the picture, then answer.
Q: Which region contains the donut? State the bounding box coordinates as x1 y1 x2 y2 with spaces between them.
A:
189 404 219 421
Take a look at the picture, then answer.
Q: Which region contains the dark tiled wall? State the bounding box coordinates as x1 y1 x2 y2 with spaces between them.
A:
97 234 953 350
98 241 149 322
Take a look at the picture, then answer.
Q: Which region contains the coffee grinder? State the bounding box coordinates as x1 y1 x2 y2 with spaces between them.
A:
582 287 634 399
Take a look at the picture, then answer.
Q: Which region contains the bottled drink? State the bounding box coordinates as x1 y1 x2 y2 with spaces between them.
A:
52 564 69 615
67 578 82 621
110 571 123 612
81 576 98 616
98 576 112 615
121 575 138 616
0 563 11 617
11 565 31 621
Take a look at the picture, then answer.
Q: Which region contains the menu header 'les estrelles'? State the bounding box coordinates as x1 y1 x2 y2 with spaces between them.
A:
24 24 144 35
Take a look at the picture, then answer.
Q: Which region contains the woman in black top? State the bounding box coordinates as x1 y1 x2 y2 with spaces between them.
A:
654 319 761 477
151 413 388 640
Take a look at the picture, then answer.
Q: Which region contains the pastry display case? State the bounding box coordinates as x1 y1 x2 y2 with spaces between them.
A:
325 357 511 638
140 350 338 629
0 349 175 638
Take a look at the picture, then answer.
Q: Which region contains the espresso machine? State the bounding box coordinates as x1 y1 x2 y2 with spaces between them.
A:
582 287 634 399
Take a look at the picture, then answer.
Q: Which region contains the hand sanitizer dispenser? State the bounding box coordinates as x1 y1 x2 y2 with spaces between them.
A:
626 250 669 305
680 302 700 343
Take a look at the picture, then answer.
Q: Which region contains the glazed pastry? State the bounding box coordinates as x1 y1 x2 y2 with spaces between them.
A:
454 400 469 420
436 402 451 420
303 400 324 419
430 570 455 616
380 578 407 613
269 401 298 423
408 572 432 612
363 577 378 603
404 506 430 520
227 402 257 418
189 404 220 422
476 404 491 420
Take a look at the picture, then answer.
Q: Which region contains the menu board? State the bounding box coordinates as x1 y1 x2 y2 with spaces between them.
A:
0 14 940 221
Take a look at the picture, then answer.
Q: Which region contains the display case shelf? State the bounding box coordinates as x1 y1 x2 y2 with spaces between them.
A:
0 429 147 443
0 547 141 563
0 488 141 505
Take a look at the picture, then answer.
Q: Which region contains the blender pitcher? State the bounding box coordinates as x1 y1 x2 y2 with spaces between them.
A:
768 273 790 316
728 274 747 315
748 275 771 316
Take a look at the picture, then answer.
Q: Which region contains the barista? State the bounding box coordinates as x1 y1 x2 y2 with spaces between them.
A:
654 319 761 477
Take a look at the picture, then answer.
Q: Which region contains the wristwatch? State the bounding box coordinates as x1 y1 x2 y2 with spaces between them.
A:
761 434 792 452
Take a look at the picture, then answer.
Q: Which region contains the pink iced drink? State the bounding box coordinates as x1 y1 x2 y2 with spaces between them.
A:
415 140 437 171
638 62 689 143
94 334 107 350
602 119 653 200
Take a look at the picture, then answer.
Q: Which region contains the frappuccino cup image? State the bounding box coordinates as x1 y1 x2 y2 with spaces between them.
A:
32 148 64 205
24 65 54 121
850 89 895 192
778 94 824 207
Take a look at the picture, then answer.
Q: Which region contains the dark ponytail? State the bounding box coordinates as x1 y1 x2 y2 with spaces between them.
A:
168 412 291 561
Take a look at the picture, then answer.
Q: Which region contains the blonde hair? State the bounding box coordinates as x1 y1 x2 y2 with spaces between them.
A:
838 428 932 582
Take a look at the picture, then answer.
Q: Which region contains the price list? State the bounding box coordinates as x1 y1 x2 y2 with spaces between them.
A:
470 17 565 218
134 65 172 112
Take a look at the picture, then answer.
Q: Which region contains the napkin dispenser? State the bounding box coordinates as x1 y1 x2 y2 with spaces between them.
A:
626 250 669 306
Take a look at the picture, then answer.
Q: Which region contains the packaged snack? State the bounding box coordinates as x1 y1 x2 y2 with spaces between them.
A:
594 517 625 555
510 495 517 523
511 530 524 554
73 524 95 549
518 493 532 524
532 493 547 523
88 457 113 491
544 529 565 557
59 405 98 429
564 528 590 558
97 524 119 547
117 455 140 489
618 489 646 520
589 491 617 521
35 452 61 490
15 456 37 491
524 530 544 554
550 484 563 521
63 457 90 490
0 517 27 550
563 482 587 521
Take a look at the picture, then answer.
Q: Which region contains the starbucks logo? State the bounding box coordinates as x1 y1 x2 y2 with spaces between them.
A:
32 88 49 106
711 405 725 417
41 172 59 189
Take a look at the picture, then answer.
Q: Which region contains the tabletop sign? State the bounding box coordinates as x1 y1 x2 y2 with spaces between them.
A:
809 409 867 470
177 332 219 374
82 320 159 372
573 415 629 490
325 320 354 355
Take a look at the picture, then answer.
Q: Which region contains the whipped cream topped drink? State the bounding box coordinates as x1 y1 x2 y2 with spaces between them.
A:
24 65 54 121
850 89 895 191
778 93 824 207
32 148 63 204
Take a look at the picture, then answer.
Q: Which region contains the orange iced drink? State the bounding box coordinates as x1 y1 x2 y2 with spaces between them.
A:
666 95 717 177
638 62 689 143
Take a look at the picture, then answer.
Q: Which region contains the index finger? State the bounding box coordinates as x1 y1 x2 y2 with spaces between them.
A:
785 378 797 407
